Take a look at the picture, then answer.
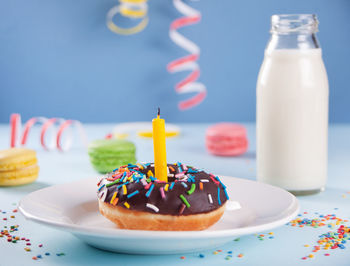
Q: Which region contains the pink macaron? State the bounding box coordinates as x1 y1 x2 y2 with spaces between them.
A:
206 123 248 156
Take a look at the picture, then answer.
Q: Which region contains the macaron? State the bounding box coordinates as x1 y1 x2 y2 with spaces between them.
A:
206 123 248 156
88 139 136 173
0 148 39 186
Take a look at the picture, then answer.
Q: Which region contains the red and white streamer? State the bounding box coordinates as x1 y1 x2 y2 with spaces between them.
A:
10 114 88 152
167 0 207 110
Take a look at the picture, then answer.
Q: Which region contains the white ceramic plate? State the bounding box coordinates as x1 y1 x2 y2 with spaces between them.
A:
19 176 299 254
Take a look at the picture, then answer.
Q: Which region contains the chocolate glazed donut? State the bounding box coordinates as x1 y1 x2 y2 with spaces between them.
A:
97 163 228 231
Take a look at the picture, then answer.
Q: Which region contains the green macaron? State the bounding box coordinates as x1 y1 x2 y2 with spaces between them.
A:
88 139 136 173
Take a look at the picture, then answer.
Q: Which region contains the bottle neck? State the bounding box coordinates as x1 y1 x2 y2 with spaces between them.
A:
266 32 320 52
267 14 320 52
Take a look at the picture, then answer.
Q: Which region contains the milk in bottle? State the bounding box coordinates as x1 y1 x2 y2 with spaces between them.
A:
256 14 329 194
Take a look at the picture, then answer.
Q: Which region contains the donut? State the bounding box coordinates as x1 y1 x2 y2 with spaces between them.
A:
97 162 228 231
206 123 248 156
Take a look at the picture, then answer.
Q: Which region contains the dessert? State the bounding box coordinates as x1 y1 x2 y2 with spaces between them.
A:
0 148 39 186
206 123 248 156
88 139 136 173
97 162 228 231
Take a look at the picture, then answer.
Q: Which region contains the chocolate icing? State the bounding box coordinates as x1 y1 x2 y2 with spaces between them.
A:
97 163 228 216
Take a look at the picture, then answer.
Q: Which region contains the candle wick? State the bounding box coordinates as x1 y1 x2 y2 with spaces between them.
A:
157 107 160 117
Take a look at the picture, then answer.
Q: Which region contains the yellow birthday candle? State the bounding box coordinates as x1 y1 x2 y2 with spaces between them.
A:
152 108 168 182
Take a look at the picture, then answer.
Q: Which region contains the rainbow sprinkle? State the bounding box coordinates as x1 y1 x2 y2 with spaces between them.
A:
224 188 229 200
145 184 154 197
217 187 221 205
177 162 183 172
209 174 219 185
164 184 169 192
179 194 191 208
144 182 152 190
146 203 159 213
187 184 196 195
122 185 127 195
98 184 105 191
110 192 118 204
111 197 119 206
208 194 213 204
199 182 203 190
127 190 139 198
106 179 120 187
160 187 166 199
179 203 186 215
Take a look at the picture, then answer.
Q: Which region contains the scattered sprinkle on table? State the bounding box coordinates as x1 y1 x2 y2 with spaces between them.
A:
293 213 350 260
1 206 66 261
256 232 275 240
288 214 347 228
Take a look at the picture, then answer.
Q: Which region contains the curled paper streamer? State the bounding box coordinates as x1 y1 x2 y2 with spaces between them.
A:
10 113 88 152
106 0 149 35
167 0 207 110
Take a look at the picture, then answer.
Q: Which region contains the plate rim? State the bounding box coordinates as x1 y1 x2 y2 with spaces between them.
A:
19 176 299 239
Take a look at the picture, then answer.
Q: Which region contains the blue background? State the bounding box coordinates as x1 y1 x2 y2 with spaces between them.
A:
0 0 349 123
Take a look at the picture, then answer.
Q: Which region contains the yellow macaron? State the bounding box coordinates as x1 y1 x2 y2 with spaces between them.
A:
0 148 39 186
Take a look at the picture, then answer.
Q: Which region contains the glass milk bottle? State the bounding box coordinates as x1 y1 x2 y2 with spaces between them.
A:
256 14 329 195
